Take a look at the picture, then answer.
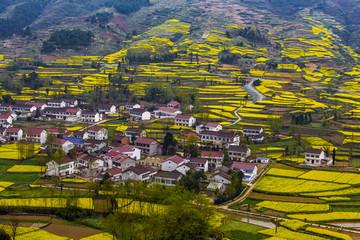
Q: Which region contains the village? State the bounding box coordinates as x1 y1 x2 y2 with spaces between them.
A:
0 97 336 199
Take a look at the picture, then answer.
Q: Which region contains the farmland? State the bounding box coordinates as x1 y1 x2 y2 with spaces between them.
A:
1 0 360 238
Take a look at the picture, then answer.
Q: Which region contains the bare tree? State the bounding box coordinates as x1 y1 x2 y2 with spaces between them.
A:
9 216 19 240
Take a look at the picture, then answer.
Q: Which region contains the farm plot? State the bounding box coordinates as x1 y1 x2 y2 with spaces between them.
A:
297 170 360 185
255 201 330 213
254 176 351 194
0 198 94 209
7 165 46 173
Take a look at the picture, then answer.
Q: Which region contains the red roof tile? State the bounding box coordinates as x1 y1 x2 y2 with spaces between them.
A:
135 138 157 145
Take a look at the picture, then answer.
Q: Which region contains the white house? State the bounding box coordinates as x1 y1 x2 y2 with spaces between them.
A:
175 114 196 127
154 170 182 186
107 167 123 182
161 155 186 172
25 128 47 144
190 158 209 172
63 99 78 107
207 182 226 193
124 103 141 110
112 144 141 160
176 162 195 175
5 128 23 141
231 162 258 183
122 166 150 181
200 130 241 146
0 103 12 112
196 122 222 134
46 158 75 177
47 99 66 108
201 151 223 169
11 103 36 114
243 125 265 143
0 113 13 127
25 102 47 111
154 107 182 118
87 126 108 140
130 108 151 121
98 104 116 115
81 111 102 123
55 138 75 154
209 171 231 185
43 108 81 122
228 146 251 162
305 148 332 166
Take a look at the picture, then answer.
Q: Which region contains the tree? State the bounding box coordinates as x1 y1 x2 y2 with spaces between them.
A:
162 132 177 155
0 228 10 240
179 169 206 193
332 148 336 166
222 145 231 166
9 216 19 240
268 116 283 139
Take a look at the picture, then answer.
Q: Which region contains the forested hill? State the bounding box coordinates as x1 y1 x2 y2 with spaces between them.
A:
0 0 150 39
1 0 360 56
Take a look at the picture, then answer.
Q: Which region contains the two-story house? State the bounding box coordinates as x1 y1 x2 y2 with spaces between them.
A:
46 157 75 178
305 148 332 166
98 104 116 115
134 138 160 156
242 125 265 143
25 128 47 144
130 108 151 121
5 127 23 141
196 122 222 134
0 113 13 127
111 144 141 160
87 126 108 140
81 111 102 123
228 145 251 162
190 158 209 172
231 162 258 183
201 151 223 169
43 108 81 122
47 99 66 108
161 155 186 172
200 130 241 146
175 114 196 127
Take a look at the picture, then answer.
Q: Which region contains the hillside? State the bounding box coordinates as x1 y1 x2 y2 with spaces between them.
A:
0 0 359 57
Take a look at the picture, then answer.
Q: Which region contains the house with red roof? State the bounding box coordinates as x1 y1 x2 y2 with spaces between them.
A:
196 122 223 134
201 151 223 169
112 144 141 160
134 138 161 156
175 114 196 127
43 107 81 122
106 167 123 181
231 162 258 183
0 113 13 127
0 103 12 112
154 107 182 118
161 155 186 172
167 100 181 109
25 128 47 144
87 126 108 140
5 127 23 141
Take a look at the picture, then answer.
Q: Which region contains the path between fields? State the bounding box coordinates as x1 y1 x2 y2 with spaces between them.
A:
226 106 243 126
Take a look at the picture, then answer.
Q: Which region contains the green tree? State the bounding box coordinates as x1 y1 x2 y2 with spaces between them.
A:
268 116 283 139
162 132 177 155
179 169 206 193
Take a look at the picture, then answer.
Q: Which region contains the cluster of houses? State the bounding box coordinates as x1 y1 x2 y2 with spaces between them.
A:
0 97 334 194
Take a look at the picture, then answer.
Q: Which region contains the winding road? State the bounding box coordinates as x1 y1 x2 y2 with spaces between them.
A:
242 78 266 103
